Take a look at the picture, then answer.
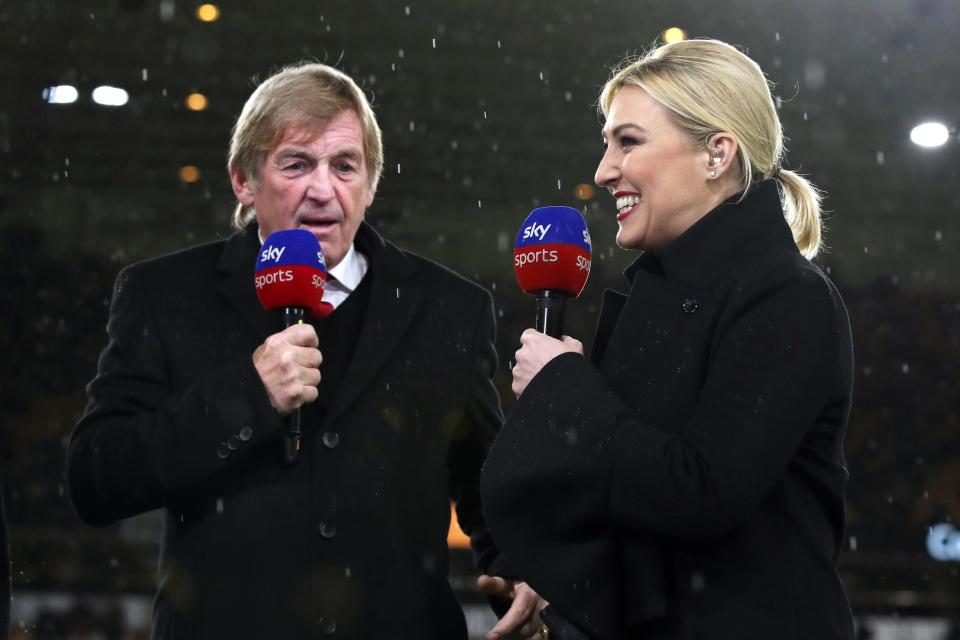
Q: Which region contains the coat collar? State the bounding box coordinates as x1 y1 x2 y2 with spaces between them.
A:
623 180 798 289
215 221 424 426
323 221 423 427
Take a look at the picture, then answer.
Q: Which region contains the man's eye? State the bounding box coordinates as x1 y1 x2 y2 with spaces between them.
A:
336 162 356 173
283 161 306 171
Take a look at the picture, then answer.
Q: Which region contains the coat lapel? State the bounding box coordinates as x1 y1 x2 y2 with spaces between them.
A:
216 225 283 342
590 288 627 367
323 223 424 427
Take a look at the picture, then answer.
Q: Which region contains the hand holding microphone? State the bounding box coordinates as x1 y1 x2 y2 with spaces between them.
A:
253 229 332 463
511 206 591 396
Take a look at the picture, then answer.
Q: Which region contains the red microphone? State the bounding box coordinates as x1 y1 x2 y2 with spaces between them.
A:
254 229 331 463
513 206 592 338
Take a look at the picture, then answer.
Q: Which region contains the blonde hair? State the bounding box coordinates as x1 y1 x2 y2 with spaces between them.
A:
227 62 384 229
599 39 823 258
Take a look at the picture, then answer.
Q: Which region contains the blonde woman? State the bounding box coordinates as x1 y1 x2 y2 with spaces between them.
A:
481 39 855 640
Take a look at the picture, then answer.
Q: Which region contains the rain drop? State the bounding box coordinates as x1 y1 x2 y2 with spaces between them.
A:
875 150 885 165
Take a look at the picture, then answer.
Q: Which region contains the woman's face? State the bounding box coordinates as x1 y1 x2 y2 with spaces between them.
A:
594 85 716 251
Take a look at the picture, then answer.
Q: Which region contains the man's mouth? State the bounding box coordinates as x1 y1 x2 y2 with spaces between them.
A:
298 217 339 232
615 193 641 221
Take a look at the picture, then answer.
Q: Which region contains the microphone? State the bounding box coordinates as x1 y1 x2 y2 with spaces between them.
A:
254 228 331 464
513 206 592 338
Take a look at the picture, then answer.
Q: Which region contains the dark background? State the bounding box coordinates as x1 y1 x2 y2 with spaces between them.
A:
2 0 959 636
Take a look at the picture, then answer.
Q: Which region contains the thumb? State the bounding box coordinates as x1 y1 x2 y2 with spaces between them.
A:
477 575 512 596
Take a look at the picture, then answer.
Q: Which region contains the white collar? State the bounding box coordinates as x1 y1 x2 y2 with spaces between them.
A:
327 243 367 291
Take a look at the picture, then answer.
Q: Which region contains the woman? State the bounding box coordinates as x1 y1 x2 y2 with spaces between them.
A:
480 39 855 640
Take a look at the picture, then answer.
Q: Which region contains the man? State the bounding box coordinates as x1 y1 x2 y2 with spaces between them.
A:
67 63 537 639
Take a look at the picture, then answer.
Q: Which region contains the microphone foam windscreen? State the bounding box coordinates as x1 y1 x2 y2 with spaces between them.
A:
254 229 328 314
514 206 592 297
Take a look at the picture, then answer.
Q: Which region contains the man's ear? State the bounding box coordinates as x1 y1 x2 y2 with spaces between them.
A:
229 165 257 206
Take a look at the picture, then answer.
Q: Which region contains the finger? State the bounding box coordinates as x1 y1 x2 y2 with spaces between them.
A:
476 575 511 596
294 345 323 368
285 323 319 347
301 367 321 387
300 384 319 404
520 328 540 344
488 590 536 638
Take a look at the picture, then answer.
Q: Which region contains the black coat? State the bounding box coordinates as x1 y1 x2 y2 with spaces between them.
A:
482 181 855 640
67 222 506 640
0 481 9 640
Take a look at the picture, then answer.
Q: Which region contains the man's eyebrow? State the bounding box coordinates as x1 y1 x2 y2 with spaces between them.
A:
332 147 364 161
602 123 648 139
275 146 312 159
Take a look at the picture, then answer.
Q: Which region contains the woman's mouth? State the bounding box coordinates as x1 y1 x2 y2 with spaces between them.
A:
616 194 640 221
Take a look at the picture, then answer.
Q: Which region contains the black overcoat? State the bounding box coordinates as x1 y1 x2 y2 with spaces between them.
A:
67 222 506 639
482 181 855 640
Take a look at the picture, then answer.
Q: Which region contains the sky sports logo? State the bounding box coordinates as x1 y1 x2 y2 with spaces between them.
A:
254 266 326 290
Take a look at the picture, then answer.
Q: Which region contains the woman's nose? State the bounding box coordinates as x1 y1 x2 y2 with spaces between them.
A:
594 149 619 189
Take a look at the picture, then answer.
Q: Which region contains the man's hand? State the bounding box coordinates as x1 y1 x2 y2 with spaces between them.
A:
253 323 322 415
512 329 583 398
478 575 549 640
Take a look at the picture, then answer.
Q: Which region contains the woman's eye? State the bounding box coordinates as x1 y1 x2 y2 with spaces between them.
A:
620 136 641 147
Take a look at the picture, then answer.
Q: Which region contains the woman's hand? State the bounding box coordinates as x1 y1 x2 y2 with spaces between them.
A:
512 329 583 398
477 575 549 639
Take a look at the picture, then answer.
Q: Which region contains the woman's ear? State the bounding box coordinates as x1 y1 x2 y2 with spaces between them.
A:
705 133 739 180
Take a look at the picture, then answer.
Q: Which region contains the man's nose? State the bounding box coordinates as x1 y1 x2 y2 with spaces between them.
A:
306 167 335 201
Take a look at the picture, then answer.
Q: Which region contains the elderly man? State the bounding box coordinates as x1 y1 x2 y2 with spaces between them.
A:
67 63 539 640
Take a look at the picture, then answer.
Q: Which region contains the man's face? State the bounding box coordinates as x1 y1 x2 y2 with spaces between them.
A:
230 109 375 269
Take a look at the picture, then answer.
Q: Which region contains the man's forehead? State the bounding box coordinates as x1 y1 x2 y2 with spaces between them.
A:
274 111 364 152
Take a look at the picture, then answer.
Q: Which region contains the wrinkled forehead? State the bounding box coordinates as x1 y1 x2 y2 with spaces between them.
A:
270 109 364 153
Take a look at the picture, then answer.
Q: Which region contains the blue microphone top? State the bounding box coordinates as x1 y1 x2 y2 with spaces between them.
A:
255 229 327 272
514 206 592 253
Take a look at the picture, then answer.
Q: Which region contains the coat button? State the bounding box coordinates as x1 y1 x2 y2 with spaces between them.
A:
227 436 240 451
216 443 230 459
319 617 337 635
319 521 337 538
238 426 253 442
682 298 699 314
322 432 340 449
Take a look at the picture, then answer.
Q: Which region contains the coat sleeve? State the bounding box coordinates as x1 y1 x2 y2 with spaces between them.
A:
66 265 285 526
445 290 512 578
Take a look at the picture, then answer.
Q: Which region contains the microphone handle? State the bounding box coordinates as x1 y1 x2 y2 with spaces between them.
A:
282 307 307 465
535 290 568 339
